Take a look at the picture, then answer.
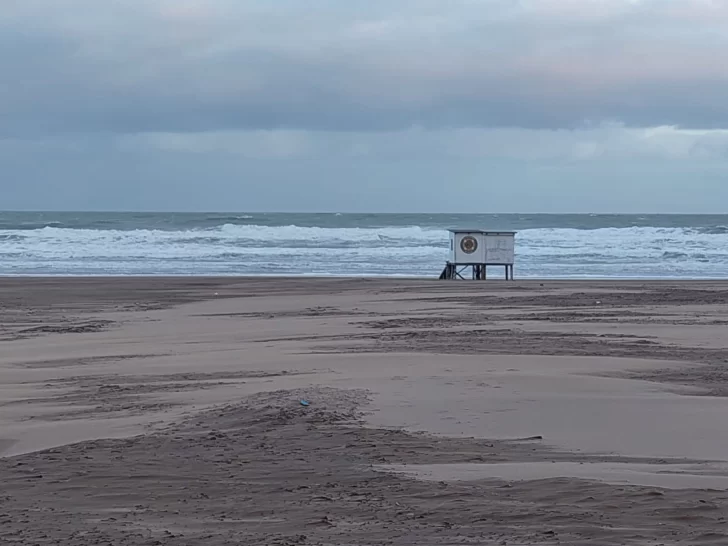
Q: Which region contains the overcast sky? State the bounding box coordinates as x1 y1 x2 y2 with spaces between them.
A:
2 0 728 213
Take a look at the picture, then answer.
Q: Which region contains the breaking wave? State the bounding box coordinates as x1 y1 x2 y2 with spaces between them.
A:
1 223 727 277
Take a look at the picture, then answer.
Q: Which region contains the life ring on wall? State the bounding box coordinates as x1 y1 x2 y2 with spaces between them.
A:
460 236 478 254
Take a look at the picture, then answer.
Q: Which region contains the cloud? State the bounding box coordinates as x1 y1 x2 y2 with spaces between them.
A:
111 124 728 161
2 0 728 136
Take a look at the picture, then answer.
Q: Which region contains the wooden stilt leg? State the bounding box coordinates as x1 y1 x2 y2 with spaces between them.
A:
439 263 457 280
440 262 517 280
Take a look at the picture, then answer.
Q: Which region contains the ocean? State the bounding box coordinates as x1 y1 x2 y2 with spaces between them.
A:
0 211 727 278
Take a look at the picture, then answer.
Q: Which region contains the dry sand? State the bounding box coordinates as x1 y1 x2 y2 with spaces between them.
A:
2 277 728 544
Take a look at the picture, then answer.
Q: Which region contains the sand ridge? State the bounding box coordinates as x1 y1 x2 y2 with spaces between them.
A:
3 387 728 545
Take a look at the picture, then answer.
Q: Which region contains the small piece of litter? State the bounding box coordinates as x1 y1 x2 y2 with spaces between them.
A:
300 400 310 407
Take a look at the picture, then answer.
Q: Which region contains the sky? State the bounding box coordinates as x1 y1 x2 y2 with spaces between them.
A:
2 0 728 213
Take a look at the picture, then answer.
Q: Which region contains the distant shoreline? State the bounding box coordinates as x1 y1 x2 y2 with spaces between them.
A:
0 274 726 281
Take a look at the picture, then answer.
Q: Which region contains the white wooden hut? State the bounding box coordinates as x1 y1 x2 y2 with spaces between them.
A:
440 229 516 280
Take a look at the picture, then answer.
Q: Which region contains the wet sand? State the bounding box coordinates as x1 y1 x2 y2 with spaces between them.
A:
2 277 728 544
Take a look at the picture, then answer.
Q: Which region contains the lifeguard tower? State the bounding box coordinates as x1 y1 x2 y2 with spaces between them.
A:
439 229 516 280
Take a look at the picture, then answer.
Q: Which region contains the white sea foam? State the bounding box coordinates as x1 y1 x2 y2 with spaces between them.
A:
0 224 727 277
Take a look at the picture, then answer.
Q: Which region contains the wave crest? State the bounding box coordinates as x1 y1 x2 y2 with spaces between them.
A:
1 223 727 276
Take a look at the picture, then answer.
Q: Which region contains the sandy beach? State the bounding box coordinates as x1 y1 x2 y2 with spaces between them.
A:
2 277 728 544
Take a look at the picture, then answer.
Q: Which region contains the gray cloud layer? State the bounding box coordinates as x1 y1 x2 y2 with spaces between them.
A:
3 1 728 213
3 0 728 135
